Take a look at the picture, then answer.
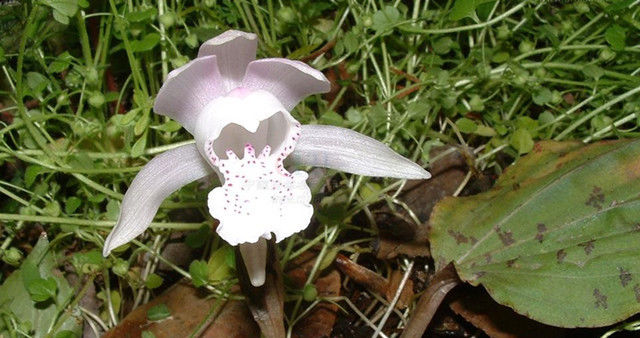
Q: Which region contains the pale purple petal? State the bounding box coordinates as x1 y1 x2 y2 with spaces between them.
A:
198 30 258 92
153 55 226 134
241 58 330 111
289 125 431 179
103 144 214 256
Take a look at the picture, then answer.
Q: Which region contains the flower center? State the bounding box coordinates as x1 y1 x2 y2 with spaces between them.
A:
207 123 313 245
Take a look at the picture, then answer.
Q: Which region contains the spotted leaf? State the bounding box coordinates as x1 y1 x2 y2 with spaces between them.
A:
430 139 640 327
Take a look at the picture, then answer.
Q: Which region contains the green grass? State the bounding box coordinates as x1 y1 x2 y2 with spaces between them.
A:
0 0 639 336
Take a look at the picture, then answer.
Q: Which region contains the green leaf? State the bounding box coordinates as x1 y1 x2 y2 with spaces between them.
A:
491 51 510 63
371 6 402 34
26 72 49 96
125 8 158 22
24 165 44 187
44 201 61 217
342 31 359 54
185 225 210 249
450 0 495 21
145 273 163 289
510 129 534 154
131 132 148 157
455 117 478 134
147 304 171 321
207 246 234 282
41 0 78 24
88 193 106 203
583 64 604 80
429 139 640 327
130 33 161 52
368 104 388 127
475 125 497 137
48 52 73 73
532 87 553 105
41 0 78 17
151 120 182 133
141 331 156 338
54 330 78 338
96 290 121 318
606 0 634 13
605 24 627 51
64 196 82 214
2 233 80 338
27 277 57 302
319 111 344 126
52 10 70 25
539 111 555 125
432 37 454 55
71 249 105 274
105 199 120 221
189 260 209 287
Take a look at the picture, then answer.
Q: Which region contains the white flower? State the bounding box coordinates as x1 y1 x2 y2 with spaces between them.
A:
103 30 431 286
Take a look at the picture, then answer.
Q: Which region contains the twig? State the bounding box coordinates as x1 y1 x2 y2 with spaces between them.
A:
373 260 414 338
301 40 336 62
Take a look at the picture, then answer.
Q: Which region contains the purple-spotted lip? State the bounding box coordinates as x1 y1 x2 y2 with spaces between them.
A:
207 125 312 246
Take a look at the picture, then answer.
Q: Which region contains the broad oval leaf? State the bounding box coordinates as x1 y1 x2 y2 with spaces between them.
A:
430 139 640 327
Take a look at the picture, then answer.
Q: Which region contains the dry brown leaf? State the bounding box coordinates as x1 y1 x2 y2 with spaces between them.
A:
373 147 468 259
386 270 414 309
292 270 341 338
103 280 257 338
335 254 412 309
201 300 260 338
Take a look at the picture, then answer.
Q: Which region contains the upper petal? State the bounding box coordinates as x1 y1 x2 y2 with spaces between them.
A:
241 58 330 111
103 144 214 256
153 55 226 135
198 30 258 92
289 125 431 179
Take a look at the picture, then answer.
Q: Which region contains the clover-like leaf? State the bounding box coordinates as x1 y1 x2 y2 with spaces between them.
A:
450 0 495 21
430 139 640 327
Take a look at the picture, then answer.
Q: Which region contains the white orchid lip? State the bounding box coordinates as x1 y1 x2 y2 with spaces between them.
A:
192 87 312 246
208 138 313 246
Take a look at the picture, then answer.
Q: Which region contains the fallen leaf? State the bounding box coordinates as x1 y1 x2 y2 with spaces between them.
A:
373 146 468 259
292 270 341 338
103 280 256 337
201 300 260 338
335 254 413 309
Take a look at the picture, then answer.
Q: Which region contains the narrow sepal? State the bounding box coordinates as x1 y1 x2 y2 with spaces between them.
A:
103 144 213 256
289 125 431 179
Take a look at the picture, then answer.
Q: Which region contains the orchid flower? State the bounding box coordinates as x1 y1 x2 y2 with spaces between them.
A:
102 30 431 287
